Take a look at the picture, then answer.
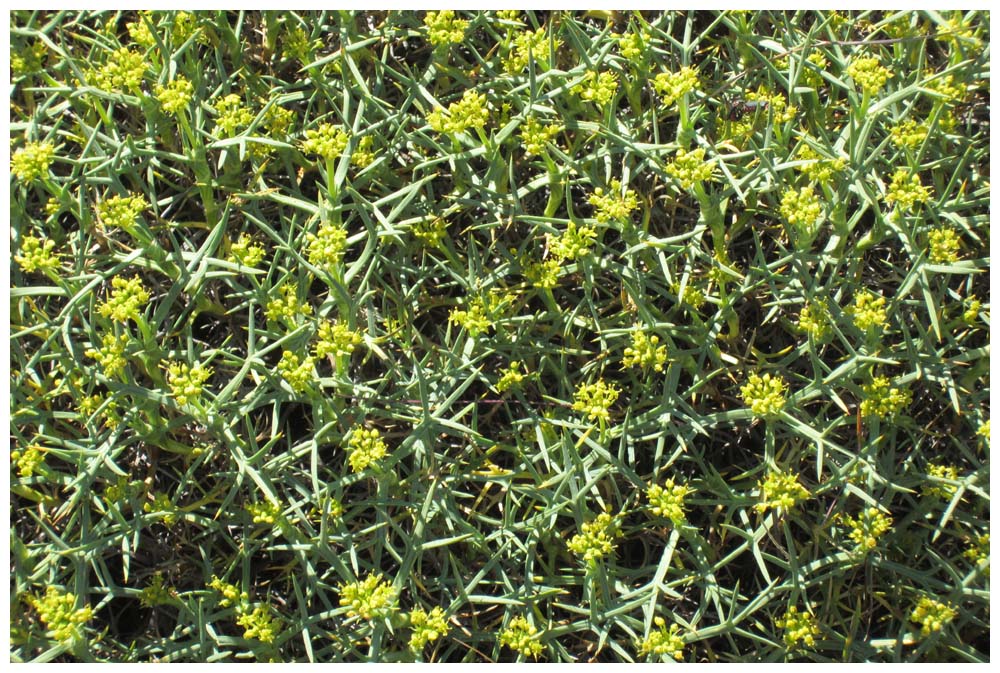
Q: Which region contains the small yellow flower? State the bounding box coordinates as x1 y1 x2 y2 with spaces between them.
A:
339 573 398 620
276 351 314 394
849 290 888 332
346 426 388 473
842 507 893 551
315 320 363 359
236 604 282 643
665 147 714 190
646 478 692 524
927 227 961 263
572 379 620 423
588 179 639 223
409 606 450 651
424 10 468 47
910 596 956 637
623 329 668 372
11 141 55 182
756 469 809 512
155 77 194 116
496 361 527 392
573 70 619 107
548 220 596 261
885 169 931 210
740 373 788 419
568 511 620 562
301 123 350 161
28 587 93 644
652 67 699 107
847 55 892 95
859 376 911 419
306 221 349 270
499 615 544 658
637 617 685 660
98 276 151 323
774 606 820 650
14 234 60 274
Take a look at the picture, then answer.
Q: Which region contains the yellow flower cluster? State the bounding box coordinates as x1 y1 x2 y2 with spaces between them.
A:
228 233 266 268
499 615 544 658
756 469 809 512
740 373 788 419
306 221 349 270
520 116 562 157
15 234 59 274
588 179 639 223
301 123 350 161
849 290 887 331
265 284 312 323
843 507 893 551
505 27 559 73
646 478 692 524
573 70 619 107
339 573 398 620
346 426 388 473
428 90 490 136
859 376 911 419
885 169 931 210
623 329 668 372
29 587 93 644
315 320 363 359
666 147 714 190
87 333 130 378
236 604 282 643
774 606 820 649
155 77 194 116
797 302 831 340
572 379 620 423
568 512 620 562
276 351 314 394
11 140 55 182
637 617 685 660
496 361 527 392
847 55 892 95
424 10 468 47
98 276 151 323
910 596 956 637
927 227 961 263
408 606 450 651
548 220 597 261
652 67 699 107
90 47 148 92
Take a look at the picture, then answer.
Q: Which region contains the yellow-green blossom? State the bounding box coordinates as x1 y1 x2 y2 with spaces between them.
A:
346 426 388 473
214 93 254 137
548 220 597 261
572 379 620 423
339 573 398 620
799 51 829 88
779 186 823 242
617 31 645 63
568 511 620 562
889 118 929 149
741 373 788 419
499 615 544 658
774 606 820 650
228 233 266 268
138 573 174 608
301 123 349 161
424 10 468 47
11 443 46 478
209 575 249 608
15 235 59 274
588 180 639 223
849 290 888 331
407 218 444 249
427 90 489 136
504 27 559 73
28 587 93 644
843 507 893 551
449 295 494 337
646 478 692 524
95 193 148 230
756 469 809 512
520 117 562 157
315 320 363 359
963 533 989 574
525 258 562 289
496 361 526 392
573 70 619 107
276 351 314 394
283 25 321 64
11 141 55 182
927 227 961 263
246 500 282 525
652 67 699 106
795 144 847 184
860 376 911 419
637 617 684 660
155 77 194 116
144 491 178 525
10 39 47 76
847 55 892 95
166 361 212 405
306 221 349 270
409 606 450 651
923 463 960 500
885 169 931 210
963 296 982 324
798 302 831 340
976 419 989 442
623 329 668 372
351 135 376 168
924 71 967 103
237 604 281 644
910 596 956 637
90 47 148 92
98 276 150 323
86 332 130 378
666 147 714 190
265 284 313 323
